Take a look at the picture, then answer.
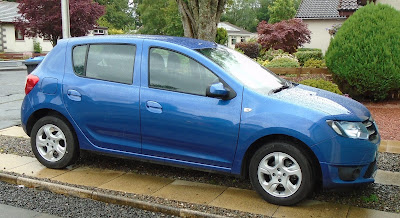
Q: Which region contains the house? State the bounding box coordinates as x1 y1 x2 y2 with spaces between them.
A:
217 22 257 49
0 1 108 54
296 0 400 53
0 1 53 53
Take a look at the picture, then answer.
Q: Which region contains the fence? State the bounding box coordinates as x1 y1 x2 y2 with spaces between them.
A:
0 53 46 60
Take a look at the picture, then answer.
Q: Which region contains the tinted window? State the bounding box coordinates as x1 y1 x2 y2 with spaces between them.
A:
149 48 217 96
72 45 87 76
73 44 136 84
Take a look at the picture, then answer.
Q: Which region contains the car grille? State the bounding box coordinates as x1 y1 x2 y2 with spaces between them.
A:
363 118 379 143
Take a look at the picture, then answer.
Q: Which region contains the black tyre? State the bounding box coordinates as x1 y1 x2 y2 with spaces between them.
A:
249 141 314 205
31 116 79 169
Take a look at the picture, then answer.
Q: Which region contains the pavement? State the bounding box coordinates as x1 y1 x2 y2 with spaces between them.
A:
0 204 58 218
0 126 400 217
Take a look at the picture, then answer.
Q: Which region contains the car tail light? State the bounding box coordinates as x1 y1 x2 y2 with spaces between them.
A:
25 74 40 95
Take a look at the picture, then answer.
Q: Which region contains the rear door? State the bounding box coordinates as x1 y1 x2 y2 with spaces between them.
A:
63 40 142 153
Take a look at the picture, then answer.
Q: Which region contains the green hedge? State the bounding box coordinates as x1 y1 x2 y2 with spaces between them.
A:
325 4 400 101
300 79 342 95
295 50 323 66
265 56 300 68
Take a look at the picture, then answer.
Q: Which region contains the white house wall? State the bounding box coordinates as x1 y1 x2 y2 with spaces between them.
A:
377 0 400 10
302 19 345 53
3 24 53 53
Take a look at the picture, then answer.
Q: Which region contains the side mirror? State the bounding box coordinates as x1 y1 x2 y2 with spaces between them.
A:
206 82 229 99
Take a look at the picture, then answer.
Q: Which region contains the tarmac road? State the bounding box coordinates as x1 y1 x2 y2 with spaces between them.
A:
0 70 26 129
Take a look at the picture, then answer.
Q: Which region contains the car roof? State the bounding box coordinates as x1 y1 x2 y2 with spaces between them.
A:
66 35 218 50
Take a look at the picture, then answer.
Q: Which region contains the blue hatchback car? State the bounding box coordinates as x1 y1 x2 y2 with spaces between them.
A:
21 35 380 205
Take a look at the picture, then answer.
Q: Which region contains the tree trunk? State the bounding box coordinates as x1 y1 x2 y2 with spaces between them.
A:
176 0 226 42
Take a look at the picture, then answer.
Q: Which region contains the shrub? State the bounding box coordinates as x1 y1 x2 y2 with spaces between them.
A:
325 4 400 101
235 42 260 59
215 27 228 45
33 41 42 53
300 79 342 95
295 50 323 66
265 55 300 68
257 19 311 54
303 58 326 68
297 48 322 52
259 48 286 61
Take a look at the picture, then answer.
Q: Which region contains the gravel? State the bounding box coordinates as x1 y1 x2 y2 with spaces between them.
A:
1 135 400 214
0 181 173 218
364 101 400 141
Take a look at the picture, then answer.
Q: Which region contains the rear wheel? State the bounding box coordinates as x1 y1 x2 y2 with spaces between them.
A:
31 116 79 169
249 141 314 205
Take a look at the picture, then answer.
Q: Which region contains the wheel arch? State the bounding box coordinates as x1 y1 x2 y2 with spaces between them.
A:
26 108 75 138
240 134 322 186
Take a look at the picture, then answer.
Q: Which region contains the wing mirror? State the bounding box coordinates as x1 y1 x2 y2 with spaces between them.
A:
206 82 229 99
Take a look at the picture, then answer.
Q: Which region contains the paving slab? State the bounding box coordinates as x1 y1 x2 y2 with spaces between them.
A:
272 200 349 218
152 179 227 205
380 140 400 154
99 172 174 195
209 187 278 216
0 126 29 138
347 206 400 218
375 170 400 186
52 166 125 187
0 153 36 171
10 160 71 179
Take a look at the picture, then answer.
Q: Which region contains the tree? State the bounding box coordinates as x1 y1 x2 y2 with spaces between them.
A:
268 0 296 24
257 19 311 53
325 4 400 101
176 0 226 41
137 0 183 36
222 0 259 32
215 27 228 45
94 0 135 31
256 0 273 22
16 0 104 46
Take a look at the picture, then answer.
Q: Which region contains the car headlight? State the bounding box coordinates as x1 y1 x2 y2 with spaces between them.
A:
327 120 369 140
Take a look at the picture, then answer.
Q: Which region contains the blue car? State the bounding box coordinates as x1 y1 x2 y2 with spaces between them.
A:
21 35 379 205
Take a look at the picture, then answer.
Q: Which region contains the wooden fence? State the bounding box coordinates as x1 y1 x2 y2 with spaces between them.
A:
0 53 46 60
268 67 331 78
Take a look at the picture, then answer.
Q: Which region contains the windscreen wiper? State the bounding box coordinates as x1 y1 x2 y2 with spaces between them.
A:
272 85 290 93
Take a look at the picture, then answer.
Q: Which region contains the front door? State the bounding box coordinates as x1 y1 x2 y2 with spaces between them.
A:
140 47 242 168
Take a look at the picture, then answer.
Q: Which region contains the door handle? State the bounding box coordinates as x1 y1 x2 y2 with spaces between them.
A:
146 101 162 113
67 89 81 101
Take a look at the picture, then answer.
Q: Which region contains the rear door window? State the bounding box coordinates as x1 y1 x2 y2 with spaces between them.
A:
72 44 136 84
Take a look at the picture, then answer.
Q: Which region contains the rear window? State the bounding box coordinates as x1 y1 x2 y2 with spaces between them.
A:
72 44 136 84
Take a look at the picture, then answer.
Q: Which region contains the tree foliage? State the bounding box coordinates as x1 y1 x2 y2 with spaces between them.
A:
325 4 400 101
257 19 311 53
94 0 135 31
15 0 104 46
137 0 183 36
222 0 259 32
268 0 296 24
215 27 228 45
176 0 226 41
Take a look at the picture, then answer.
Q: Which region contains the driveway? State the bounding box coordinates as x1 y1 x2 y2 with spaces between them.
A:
0 70 26 129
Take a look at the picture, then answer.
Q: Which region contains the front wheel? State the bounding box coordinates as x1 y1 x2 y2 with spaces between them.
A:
31 116 79 169
249 141 314 205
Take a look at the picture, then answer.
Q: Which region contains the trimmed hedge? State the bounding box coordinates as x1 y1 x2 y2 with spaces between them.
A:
300 79 342 95
235 42 260 59
304 58 326 68
265 55 300 68
295 50 323 66
325 4 400 101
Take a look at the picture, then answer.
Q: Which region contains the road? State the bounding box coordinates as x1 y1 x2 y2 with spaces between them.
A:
0 70 26 129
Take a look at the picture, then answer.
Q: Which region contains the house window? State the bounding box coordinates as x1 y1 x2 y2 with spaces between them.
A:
93 29 105 35
241 37 245 42
15 29 24 40
231 37 237 45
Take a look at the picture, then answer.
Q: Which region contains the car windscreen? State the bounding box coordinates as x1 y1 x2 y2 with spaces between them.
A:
198 46 288 94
